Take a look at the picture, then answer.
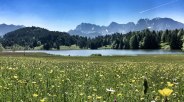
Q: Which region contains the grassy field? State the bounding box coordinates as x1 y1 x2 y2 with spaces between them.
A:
0 53 184 102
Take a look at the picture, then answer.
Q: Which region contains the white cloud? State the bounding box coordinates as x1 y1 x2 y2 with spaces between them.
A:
139 0 179 14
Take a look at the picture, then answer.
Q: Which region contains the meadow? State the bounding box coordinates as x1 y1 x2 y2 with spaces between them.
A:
0 53 184 102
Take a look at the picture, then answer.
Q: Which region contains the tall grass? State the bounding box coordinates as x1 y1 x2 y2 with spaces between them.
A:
0 55 184 101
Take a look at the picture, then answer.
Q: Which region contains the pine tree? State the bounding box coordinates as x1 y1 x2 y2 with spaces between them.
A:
129 35 139 49
170 32 182 50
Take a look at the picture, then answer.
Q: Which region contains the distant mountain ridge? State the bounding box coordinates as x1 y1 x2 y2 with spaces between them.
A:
0 24 24 36
68 17 184 37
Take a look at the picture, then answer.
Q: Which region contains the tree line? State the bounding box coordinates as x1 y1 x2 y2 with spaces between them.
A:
0 27 184 50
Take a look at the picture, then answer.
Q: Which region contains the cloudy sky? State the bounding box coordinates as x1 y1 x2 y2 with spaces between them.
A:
0 0 183 31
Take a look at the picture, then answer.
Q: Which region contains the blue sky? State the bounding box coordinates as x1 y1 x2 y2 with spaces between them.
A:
0 0 183 31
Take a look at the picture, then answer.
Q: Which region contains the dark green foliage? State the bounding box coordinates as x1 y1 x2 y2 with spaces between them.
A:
3 27 88 50
2 27 184 50
161 29 170 43
122 37 130 49
43 43 52 50
90 54 102 56
141 30 160 49
129 35 139 49
170 30 183 49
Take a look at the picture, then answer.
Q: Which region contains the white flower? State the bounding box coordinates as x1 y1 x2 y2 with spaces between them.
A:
106 88 115 92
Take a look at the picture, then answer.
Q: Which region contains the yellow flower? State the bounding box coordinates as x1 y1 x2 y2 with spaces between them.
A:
78 85 82 87
40 98 45 102
158 88 173 97
87 96 92 100
132 80 135 83
100 74 103 77
140 97 144 101
49 70 53 73
117 93 123 97
13 75 18 79
96 96 102 100
33 93 38 97
93 88 97 92
135 89 139 92
80 93 84 96
167 82 174 87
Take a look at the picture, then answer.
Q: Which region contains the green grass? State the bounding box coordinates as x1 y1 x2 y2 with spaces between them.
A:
160 42 170 50
34 45 44 50
59 45 80 50
98 45 112 49
33 44 81 50
0 54 184 101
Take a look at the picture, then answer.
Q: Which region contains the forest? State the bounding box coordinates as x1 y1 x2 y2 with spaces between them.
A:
0 27 184 50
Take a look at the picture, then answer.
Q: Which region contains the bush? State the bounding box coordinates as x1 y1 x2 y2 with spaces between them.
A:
90 54 102 56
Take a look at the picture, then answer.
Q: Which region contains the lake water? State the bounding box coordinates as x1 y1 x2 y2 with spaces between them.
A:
16 49 184 56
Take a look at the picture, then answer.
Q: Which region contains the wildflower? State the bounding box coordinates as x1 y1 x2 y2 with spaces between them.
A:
18 80 23 84
40 99 45 102
33 93 38 97
87 96 92 100
80 93 84 96
96 96 102 100
78 85 82 87
32 82 37 84
49 70 53 73
13 75 18 79
92 93 95 97
106 88 115 93
47 93 52 96
100 74 103 77
158 88 173 97
132 80 135 83
117 93 123 97
135 89 139 92
140 97 144 101
174 82 179 85
8 67 13 70
155 96 160 101
167 82 174 87
93 88 97 92
116 74 120 78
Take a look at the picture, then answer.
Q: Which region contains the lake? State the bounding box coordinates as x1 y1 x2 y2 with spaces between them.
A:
15 49 184 56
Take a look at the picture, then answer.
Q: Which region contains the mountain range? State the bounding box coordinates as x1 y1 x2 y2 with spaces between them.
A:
68 17 184 37
0 24 24 36
0 17 184 38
